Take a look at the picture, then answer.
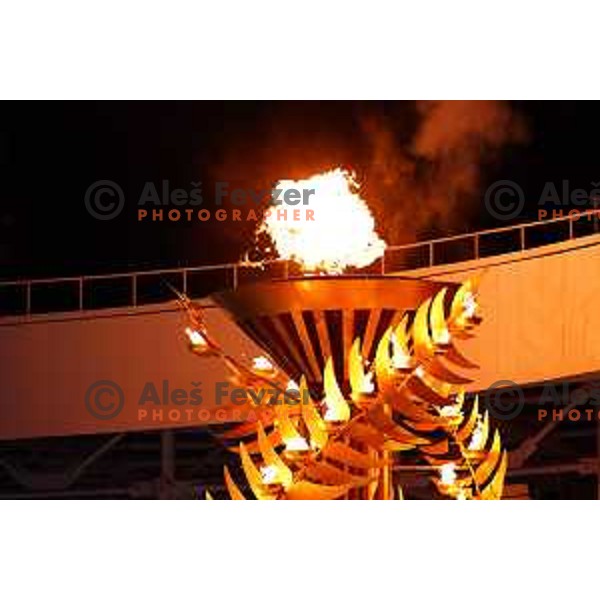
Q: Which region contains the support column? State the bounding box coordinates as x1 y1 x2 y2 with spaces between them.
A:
160 430 176 499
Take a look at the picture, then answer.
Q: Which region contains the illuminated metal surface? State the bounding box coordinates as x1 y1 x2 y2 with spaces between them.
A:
181 277 507 500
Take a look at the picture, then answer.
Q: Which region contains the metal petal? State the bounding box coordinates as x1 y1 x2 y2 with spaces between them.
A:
257 421 293 489
239 442 278 500
299 376 328 450
323 357 351 422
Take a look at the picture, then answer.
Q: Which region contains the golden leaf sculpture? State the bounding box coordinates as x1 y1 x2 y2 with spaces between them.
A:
178 277 507 500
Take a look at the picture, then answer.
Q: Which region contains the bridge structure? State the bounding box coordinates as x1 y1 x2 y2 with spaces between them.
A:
1 212 600 498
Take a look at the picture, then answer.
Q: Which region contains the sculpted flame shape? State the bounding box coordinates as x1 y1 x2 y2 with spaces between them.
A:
178 276 507 500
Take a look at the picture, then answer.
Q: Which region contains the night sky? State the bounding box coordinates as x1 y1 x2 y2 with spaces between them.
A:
1 100 599 281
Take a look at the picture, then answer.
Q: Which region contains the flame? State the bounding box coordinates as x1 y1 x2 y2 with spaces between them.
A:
439 402 463 420
285 436 310 452
439 462 457 486
185 327 207 348
260 465 279 485
258 168 386 274
252 356 275 374
391 332 412 370
361 371 375 394
468 414 485 451
463 292 478 318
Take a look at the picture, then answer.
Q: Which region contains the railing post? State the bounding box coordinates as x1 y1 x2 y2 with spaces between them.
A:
474 234 480 260
569 216 574 240
381 251 386 275
132 274 137 307
182 269 188 295
79 277 84 311
520 226 526 251
429 242 434 267
232 265 238 290
25 281 31 316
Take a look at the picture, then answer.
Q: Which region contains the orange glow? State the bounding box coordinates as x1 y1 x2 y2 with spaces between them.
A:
259 168 386 274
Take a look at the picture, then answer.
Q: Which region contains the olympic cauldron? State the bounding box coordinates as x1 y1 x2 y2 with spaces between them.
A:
213 275 452 393
198 270 507 501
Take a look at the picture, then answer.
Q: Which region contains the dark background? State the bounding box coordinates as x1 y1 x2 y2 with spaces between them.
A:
0 100 598 280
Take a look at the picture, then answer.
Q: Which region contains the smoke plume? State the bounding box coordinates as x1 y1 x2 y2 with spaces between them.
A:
361 100 528 243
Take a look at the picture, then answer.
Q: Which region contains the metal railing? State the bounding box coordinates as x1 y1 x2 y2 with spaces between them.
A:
2 210 599 317
382 208 600 274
